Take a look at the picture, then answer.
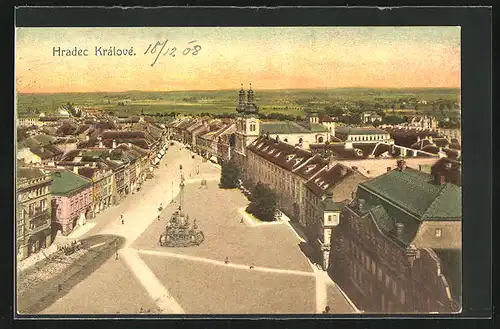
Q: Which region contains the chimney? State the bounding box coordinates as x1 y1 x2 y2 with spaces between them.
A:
387 166 392 172
275 135 280 144
112 140 117 149
358 199 366 212
395 222 404 236
397 159 406 171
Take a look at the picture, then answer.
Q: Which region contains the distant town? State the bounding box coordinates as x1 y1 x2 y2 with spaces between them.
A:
16 85 461 315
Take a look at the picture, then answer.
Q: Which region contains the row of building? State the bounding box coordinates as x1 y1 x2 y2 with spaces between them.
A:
16 117 169 261
166 86 462 313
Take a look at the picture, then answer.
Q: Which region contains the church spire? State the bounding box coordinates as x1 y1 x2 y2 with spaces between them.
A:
247 83 254 103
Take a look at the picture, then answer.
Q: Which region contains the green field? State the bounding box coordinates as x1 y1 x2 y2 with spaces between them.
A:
16 88 460 118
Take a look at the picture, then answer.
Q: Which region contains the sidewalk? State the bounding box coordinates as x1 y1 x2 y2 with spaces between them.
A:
18 244 59 273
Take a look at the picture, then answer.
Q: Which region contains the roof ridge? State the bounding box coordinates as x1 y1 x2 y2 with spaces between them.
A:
421 182 457 220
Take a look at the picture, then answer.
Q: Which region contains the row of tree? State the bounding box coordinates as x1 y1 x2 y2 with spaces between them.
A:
219 161 279 222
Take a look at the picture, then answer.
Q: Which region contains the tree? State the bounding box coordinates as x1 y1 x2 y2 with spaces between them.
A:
219 160 240 189
246 182 279 222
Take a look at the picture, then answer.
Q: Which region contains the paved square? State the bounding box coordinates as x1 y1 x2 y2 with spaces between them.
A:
39 256 158 315
140 254 316 314
132 182 312 272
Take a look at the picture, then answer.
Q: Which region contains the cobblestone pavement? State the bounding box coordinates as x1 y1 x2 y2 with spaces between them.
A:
17 234 125 314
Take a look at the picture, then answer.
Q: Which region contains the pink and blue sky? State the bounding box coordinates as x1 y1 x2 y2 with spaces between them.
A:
15 27 461 93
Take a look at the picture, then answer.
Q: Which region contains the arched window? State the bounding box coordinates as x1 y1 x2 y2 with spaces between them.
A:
318 136 324 143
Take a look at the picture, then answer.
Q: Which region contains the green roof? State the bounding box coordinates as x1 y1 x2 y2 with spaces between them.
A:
322 199 344 211
310 123 329 132
336 126 389 135
261 121 311 134
50 170 91 195
369 205 394 232
360 168 461 221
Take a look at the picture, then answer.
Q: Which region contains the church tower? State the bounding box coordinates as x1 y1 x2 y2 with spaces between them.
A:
237 83 246 113
234 83 260 157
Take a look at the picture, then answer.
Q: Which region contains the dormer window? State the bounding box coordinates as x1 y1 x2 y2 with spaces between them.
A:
305 165 316 173
268 149 275 155
287 154 295 161
315 178 320 183
323 184 329 189
263 146 269 152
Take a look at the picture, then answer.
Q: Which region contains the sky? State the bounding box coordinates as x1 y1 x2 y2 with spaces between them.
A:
15 27 461 93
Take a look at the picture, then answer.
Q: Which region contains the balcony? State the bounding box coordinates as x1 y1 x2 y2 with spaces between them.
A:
28 209 51 233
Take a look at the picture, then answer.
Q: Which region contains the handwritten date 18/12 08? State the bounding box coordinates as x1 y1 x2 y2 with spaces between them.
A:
144 39 201 67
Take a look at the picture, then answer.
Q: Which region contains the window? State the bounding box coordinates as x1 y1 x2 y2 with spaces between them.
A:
392 281 397 296
377 267 383 281
435 228 442 237
400 289 406 305
385 274 391 288
365 255 371 270
371 260 376 275
328 215 332 222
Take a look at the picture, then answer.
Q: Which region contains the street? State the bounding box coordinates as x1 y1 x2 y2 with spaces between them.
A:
17 142 356 315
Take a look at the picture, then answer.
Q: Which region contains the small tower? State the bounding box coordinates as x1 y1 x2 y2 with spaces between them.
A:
237 83 246 113
247 83 255 104
306 110 319 128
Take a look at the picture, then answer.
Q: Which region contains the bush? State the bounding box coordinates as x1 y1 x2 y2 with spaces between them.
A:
245 182 279 222
219 160 240 189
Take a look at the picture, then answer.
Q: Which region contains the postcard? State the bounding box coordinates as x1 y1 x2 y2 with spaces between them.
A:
15 23 462 316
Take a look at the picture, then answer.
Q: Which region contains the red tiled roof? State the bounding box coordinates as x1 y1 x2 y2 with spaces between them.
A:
247 135 312 172
305 163 355 197
319 114 335 123
292 154 328 181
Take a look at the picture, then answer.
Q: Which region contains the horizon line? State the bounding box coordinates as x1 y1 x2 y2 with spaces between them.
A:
17 86 461 95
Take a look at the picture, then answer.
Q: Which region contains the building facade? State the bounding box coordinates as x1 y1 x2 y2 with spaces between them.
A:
16 168 53 261
50 170 93 235
328 159 461 313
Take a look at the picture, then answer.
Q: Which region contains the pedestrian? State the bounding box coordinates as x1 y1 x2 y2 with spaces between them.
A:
58 284 62 292
121 216 124 225
157 215 160 221
240 217 244 224
322 306 330 314
224 256 229 264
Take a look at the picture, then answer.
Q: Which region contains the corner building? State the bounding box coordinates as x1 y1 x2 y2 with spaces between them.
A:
328 159 462 313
